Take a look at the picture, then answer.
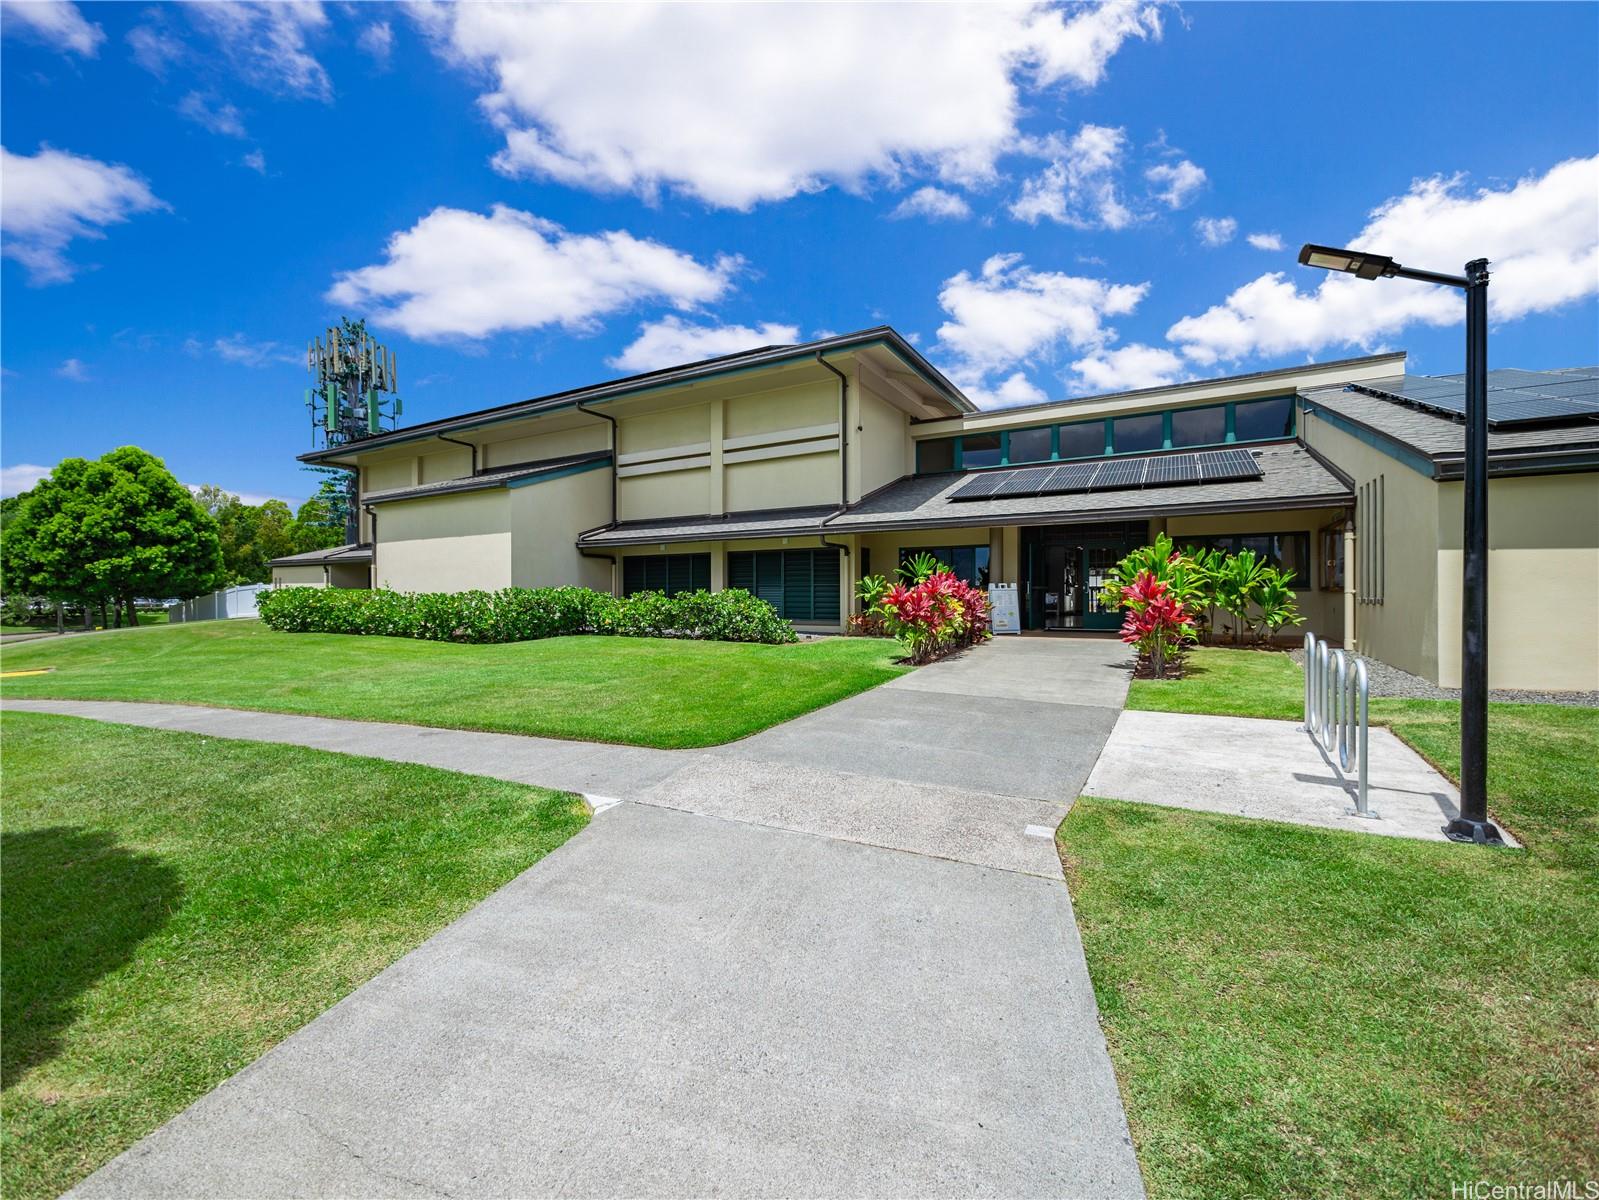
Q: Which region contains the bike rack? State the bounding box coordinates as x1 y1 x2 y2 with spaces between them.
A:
1302 631 1374 819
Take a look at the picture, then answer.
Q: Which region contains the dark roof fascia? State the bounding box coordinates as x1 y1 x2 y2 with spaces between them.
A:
1433 446 1599 481
268 543 374 567
364 452 610 506
575 489 1355 547
301 328 972 465
1302 395 1599 480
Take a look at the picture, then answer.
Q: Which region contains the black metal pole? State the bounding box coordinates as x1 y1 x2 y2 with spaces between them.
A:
1445 258 1505 845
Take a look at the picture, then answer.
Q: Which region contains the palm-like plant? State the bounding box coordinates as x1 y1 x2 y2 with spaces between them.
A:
1212 548 1268 644
1251 568 1304 643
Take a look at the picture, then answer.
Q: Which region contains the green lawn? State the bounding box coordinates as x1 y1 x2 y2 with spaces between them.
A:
0 620 910 748
1 711 588 1200
1063 646 1598 1197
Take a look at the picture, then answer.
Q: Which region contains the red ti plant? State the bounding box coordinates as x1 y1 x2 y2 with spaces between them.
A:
1117 570 1197 679
876 569 991 665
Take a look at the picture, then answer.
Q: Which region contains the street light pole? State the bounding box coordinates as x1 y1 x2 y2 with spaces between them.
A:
1449 258 1501 844
1296 244 1505 846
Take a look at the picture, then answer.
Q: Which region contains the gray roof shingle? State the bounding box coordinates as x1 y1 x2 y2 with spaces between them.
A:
578 442 1351 546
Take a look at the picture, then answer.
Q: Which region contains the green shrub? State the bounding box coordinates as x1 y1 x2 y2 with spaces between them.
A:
256 585 796 645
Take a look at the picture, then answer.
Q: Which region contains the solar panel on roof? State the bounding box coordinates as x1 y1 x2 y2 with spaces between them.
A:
1349 367 1599 429
1144 455 1200 485
1036 462 1100 495
1093 459 1147 490
949 471 1009 500
994 467 1056 497
947 447 1265 502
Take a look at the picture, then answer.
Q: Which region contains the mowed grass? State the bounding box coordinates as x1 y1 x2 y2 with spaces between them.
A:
0 620 910 748
1 711 589 1200
1063 647 1599 1197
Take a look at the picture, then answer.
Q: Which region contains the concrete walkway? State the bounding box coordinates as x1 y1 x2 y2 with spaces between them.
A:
1085 709 1519 845
10 637 1148 1198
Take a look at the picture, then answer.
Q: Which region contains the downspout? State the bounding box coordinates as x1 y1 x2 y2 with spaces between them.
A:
575 400 619 528
363 503 378 588
575 400 621 591
437 433 478 475
815 353 848 511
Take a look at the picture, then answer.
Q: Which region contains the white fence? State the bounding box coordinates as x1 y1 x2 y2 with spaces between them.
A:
167 583 268 624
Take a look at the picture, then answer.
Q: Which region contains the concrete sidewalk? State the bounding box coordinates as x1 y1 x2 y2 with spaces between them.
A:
68 803 1144 1199
1085 708 1519 844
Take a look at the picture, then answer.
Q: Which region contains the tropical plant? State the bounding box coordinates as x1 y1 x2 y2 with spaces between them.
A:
1099 533 1208 613
1251 567 1304 642
896 550 946 586
851 574 892 637
1116 570 1197 679
1211 547 1269 644
1179 544 1226 640
874 569 991 665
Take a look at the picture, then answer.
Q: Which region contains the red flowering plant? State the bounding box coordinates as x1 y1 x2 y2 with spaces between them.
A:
1116 570 1197 679
874 568 991 665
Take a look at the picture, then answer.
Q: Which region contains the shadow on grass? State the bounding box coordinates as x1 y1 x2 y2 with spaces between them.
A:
1 827 181 1089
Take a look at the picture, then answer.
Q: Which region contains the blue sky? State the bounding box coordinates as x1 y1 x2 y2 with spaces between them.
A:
3 1 1596 506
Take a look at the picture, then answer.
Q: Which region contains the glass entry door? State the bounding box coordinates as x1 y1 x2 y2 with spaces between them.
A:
1081 544 1124 630
1022 524 1145 630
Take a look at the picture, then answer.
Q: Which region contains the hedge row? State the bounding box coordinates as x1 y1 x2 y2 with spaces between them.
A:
256 585 798 645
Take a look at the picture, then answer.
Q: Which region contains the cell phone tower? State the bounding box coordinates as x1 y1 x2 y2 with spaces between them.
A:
305 317 403 542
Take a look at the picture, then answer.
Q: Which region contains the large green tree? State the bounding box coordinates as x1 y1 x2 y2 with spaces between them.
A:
3 448 226 626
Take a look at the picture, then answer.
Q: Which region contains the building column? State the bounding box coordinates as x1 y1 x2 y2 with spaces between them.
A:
1343 524 1357 651
710 541 726 591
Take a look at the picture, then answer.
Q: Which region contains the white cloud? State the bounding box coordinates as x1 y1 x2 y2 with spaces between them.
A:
1246 232 1285 252
934 252 1149 408
1144 158 1206 209
1169 156 1599 365
54 357 90 381
1 0 103 56
177 91 248 138
2 463 52 497
420 1 1161 209
0 144 167 285
356 20 392 67
241 149 266 174
327 204 740 341
1194 216 1237 247
1070 343 1184 392
126 20 185 76
208 334 298 368
890 187 972 222
607 316 801 373
1010 124 1135 229
189 1 331 101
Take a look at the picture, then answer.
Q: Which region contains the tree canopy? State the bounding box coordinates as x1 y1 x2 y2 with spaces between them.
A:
2 447 226 606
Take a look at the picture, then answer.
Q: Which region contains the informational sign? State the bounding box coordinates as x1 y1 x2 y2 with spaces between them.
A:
988 583 1021 635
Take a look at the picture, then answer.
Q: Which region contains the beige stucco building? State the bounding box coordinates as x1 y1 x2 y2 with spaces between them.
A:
279 328 1599 692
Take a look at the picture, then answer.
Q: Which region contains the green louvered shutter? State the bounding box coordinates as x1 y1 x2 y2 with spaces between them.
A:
754 551 784 610
623 557 645 596
782 550 813 621
728 552 755 593
810 548 841 621
690 554 711 592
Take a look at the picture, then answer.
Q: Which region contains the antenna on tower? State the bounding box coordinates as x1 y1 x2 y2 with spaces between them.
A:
304 317 404 543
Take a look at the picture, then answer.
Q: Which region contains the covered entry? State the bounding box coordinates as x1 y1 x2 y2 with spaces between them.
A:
1020 522 1147 630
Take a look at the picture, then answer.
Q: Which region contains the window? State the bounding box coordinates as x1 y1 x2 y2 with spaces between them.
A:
1007 426 1052 464
961 432 1002 468
727 549 841 622
1112 413 1163 454
1058 421 1105 460
1358 476 1385 604
917 437 956 473
1186 532 1312 590
1320 524 1346 592
898 545 991 588
1233 396 1295 441
622 553 711 597
1170 405 1227 448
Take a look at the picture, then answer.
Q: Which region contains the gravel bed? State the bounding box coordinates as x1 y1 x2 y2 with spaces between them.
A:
1288 648 1599 708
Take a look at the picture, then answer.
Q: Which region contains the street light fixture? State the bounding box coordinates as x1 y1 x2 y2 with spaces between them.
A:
1299 242 1505 846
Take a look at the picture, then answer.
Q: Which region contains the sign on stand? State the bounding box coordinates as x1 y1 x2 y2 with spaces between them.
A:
988 583 1021 635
